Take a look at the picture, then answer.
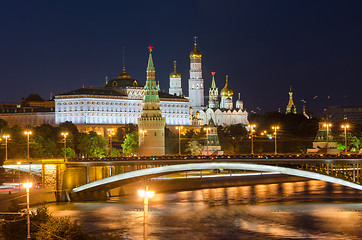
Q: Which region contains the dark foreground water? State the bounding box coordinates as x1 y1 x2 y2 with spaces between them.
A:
45 180 362 240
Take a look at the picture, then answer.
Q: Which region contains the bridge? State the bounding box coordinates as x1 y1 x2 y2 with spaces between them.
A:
3 155 362 201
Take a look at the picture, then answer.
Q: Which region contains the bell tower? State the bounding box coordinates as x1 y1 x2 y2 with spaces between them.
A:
188 36 204 112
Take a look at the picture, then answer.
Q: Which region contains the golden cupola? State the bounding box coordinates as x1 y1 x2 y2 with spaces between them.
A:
117 47 131 79
220 75 233 97
190 36 202 59
169 61 181 78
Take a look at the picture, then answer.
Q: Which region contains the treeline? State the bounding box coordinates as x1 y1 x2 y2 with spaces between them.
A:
166 112 362 155
1 111 361 161
0 120 138 164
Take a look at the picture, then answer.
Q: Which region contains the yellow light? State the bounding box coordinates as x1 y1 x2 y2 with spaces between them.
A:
138 190 155 198
107 128 116 136
24 131 32 135
17 162 21 165
61 132 68 137
23 182 33 189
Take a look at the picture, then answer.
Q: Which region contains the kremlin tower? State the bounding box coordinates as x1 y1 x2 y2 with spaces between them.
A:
208 72 219 108
138 46 165 156
188 36 204 112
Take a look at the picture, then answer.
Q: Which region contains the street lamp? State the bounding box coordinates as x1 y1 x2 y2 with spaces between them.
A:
323 123 332 152
203 127 211 155
272 126 280 154
138 186 155 240
3 134 10 161
61 132 68 160
107 128 116 157
23 181 33 240
140 130 147 139
248 124 256 154
17 162 21 192
175 126 183 155
24 131 32 177
341 124 350 154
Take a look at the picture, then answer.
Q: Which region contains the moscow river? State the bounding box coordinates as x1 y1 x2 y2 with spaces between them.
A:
45 179 362 240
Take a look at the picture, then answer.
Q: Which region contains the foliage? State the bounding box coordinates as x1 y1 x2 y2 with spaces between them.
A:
185 140 203 155
110 148 121 157
121 131 139 154
60 147 76 158
165 127 178 154
35 216 88 240
1 205 89 240
116 124 137 142
0 118 8 132
77 131 109 157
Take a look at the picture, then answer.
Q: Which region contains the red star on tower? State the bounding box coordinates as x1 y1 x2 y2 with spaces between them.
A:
148 45 153 52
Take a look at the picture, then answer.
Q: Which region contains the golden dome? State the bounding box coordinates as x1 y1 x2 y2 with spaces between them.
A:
169 61 181 78
220 75 233 97
117 67 131 79
190 36 202 59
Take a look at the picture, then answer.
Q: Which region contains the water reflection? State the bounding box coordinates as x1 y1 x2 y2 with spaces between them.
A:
46 180 362 239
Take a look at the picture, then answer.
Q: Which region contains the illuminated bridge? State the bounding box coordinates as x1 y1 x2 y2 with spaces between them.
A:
3 155 362 201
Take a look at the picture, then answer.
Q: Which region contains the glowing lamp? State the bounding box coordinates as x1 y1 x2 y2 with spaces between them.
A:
23 182 33 189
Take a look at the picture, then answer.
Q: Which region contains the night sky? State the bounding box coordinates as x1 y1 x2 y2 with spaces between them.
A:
1 0 361 116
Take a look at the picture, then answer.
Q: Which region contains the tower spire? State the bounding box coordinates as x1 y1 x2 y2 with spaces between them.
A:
211 72 216 89
147 45 154 70
122 46 125 73
174 60 177 72
194 36 198 49
117 46 131 79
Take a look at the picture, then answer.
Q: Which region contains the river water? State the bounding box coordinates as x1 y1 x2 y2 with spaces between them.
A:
45 180 362 239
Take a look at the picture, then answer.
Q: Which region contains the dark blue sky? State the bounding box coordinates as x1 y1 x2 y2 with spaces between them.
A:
1 0 361 115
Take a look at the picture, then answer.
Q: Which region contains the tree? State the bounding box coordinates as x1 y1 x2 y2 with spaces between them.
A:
77 132 109 157
35 216 88 240
59 121 80 153
185 140 203 155
1 205 89 240
121 131 139 154
0 118 8 132
116 124 137 142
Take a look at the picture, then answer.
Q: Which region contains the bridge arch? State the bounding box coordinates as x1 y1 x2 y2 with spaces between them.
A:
71 162 362 194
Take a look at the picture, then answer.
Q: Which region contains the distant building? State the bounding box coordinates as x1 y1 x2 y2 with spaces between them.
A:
0 93 55 126
326 106 362 125
307 121 341 154
286 86 297 114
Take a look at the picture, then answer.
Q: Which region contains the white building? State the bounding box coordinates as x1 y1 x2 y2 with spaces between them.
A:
55 67 190 127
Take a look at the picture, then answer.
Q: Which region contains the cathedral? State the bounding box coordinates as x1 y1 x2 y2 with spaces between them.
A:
169 37 249 126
